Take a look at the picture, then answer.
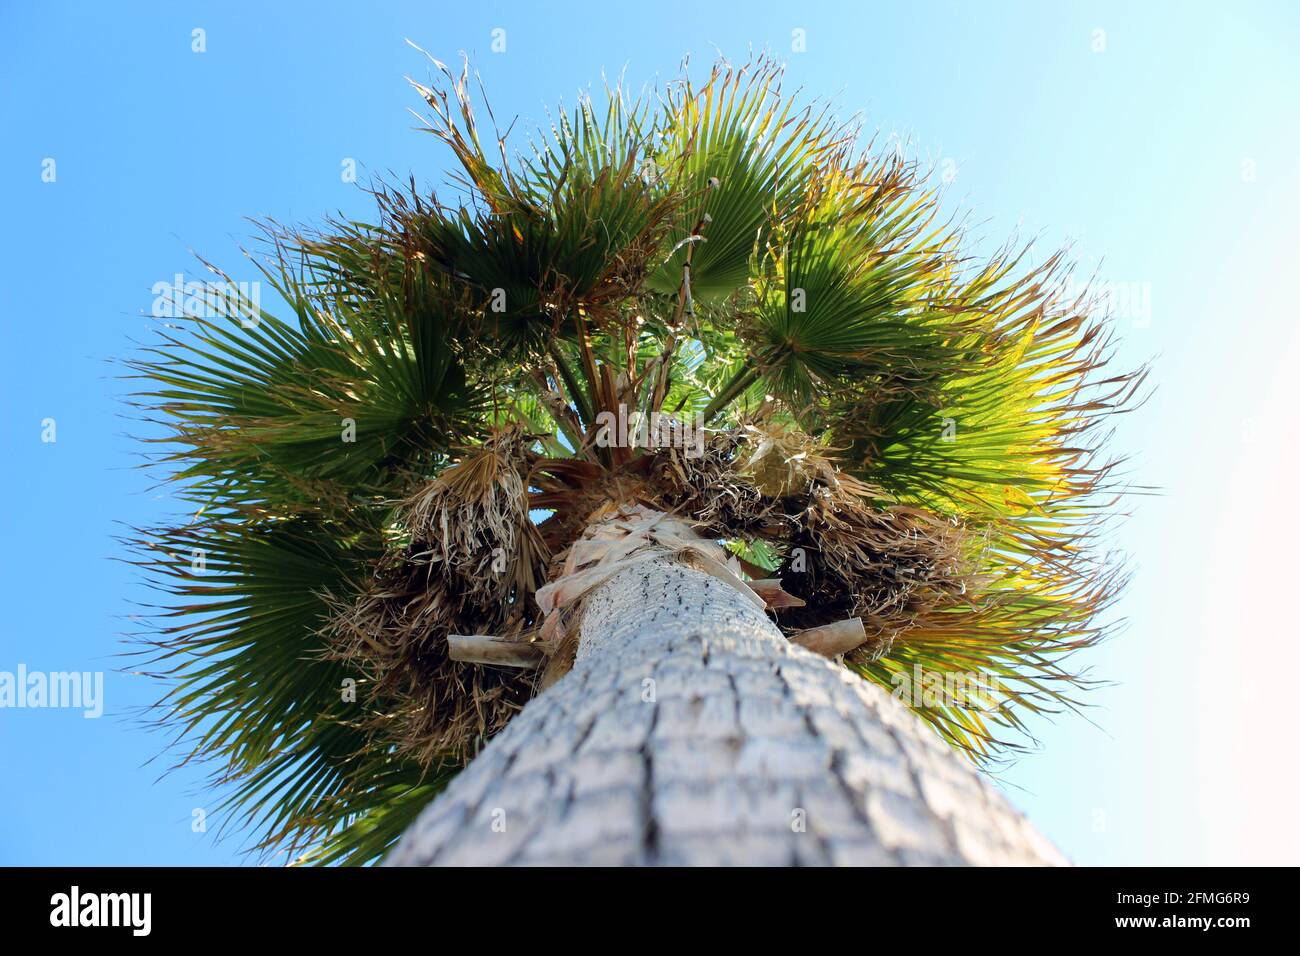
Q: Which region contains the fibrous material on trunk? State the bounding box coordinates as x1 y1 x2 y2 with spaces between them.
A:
651 424 975 655
319 429 549 766
315 412 1085 775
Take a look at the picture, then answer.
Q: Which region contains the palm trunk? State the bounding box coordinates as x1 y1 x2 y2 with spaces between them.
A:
388 552 1065 866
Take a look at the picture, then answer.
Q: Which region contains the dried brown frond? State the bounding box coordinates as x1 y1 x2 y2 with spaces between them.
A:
775 488 974 658
319 576 534 767
397 425 547 606
736 416 878 499
318 426 549 766
647 430 786 538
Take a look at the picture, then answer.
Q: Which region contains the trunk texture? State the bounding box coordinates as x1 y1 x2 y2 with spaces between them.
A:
388 555 1065 866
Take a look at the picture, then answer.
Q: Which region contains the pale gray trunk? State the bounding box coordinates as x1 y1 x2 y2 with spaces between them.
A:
388 556 1065 866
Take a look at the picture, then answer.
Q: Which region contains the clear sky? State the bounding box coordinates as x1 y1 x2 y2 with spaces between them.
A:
2 0 1297 865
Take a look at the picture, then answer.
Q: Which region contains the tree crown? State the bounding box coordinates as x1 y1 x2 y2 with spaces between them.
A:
129 53 1143 864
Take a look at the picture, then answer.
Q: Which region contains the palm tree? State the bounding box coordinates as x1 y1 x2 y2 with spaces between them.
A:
129 53 1141 865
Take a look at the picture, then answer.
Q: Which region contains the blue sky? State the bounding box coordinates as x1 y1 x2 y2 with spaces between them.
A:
2 0 1297 865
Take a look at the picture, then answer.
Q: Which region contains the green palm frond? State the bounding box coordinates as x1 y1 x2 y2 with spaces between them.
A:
129 246 482 515
648 57 840 300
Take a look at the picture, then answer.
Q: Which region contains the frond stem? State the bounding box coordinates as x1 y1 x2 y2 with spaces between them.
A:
700 365 761 423
546 340 594 428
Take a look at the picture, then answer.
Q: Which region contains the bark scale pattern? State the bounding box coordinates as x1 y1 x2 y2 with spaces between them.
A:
389 558 1066 866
